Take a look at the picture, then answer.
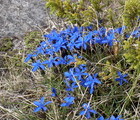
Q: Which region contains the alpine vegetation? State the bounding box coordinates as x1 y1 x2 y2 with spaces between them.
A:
25 25 140 119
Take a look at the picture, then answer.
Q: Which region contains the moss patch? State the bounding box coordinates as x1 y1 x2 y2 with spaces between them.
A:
24 31 42 53
0 37 14 52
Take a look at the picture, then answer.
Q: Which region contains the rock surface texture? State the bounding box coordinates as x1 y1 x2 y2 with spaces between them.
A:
0 0 50 38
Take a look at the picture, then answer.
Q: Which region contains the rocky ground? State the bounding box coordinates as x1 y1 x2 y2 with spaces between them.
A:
0 0 52 39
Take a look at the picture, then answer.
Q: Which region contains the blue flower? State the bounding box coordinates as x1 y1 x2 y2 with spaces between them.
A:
40 41 48 49
86 25 94 30
79 103 97 119
72 26 79 33
67 32 82 50
64 68 77 82
45 48 54 55
52 37 67 52
115 26 126 34
51 88 57 97
131 28 140 38
83 31 93 43
64 80 78 92
83 73 101 94
74 66 88 80
32 60 45 72
98 27 106 36
64 55 76 65
44 30 59 42
115 72 128 85
99 33 116 46
24 53 37 62
106 115 124 120
60 95 75 107
43 56 64 68
36 46 46 55
75 37 89 50
43 56 55 68
53 57 65 66
64 64 88 82
33 97 52 112
78 64 87 72
97 116 105 120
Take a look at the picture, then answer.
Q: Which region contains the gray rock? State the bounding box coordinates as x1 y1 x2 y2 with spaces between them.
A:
0 0 51 38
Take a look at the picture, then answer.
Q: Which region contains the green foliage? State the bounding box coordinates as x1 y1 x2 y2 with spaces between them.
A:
24 31 42 53
1 1 140 119
0 31 42 75
123 38 140 73
123 0 140 27
0 37 14 52
45 0 121 26
2 50 28 77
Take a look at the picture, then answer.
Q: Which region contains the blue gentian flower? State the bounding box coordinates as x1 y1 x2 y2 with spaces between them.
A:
64 68 77 82
64 55 76 65
75 37 89 50
79 103 97 119
64 80 78 92
70 32 80 41
94 36 103 44
115 72 128 85
36 46 46 55
78 64 87 72
51 88 57 97
60 27 72 36
40 41 48 48
24 53 37 62
53 56 65 66
43 56 55 68
33 97 52 112
52 37 67 52
32 60 45 72
45 48 54 55
99 33 116 46
74 67 88 80
67 31 82 50
60 95 75 107
67 39 81 51
98 27 106 36
83 73 101 94
115 26 126 34
43 56 64 68
86 25 94 30
97 116 105 120
131 28 140 38
72 26 79 33
44 30 59 41
106 115 124 120
83 31 93 43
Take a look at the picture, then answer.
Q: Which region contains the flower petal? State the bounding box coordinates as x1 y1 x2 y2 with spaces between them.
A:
79 110 86 115
60 103 67 107
44 101 53 105
33 107 41 112
33 101 41 106
89 109 97 114
40 97 45 103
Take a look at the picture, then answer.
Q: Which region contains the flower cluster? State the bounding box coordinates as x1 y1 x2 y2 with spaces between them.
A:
64 65 101 94
97 115 124 120
79 103 97 119
26 26 135 119
32 65 127 119
61 95 75 107
115 72 128 85
33 97 52 112
33 96 124 120
24 26 128 72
